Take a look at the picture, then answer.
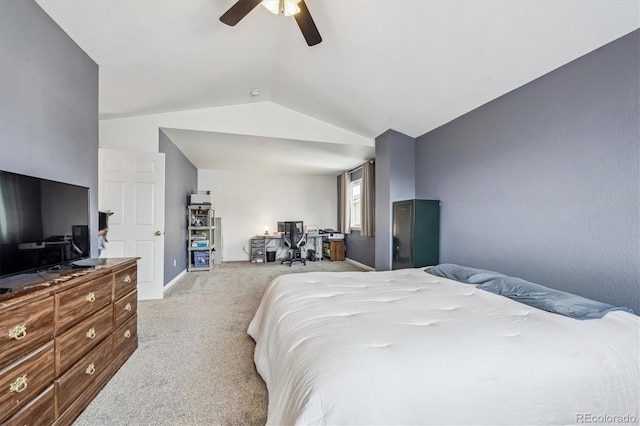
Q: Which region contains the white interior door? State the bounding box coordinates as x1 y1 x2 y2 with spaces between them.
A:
99 148 165 300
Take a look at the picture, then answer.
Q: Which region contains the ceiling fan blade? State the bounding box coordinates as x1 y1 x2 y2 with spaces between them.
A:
220 0 263 26
294 0 322 46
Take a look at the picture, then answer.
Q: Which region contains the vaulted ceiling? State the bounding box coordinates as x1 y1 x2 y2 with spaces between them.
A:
35 0 639 174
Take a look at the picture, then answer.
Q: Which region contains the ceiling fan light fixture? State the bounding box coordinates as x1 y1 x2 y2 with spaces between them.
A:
262 0 301 17
221 0 321 47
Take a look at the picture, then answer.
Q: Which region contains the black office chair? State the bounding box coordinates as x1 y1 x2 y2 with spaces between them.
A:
281 222 307 266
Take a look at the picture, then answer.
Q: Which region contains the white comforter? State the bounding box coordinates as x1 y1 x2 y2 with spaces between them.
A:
248 268 640 425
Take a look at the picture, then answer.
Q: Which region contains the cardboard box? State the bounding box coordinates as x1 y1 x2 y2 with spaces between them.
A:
190 191 213 205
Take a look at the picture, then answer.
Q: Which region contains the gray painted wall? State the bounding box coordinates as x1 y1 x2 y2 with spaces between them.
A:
345 230 375 267
0 0 99 255
415 30 639 313
159 130 197 285
341 167 375 267
374 129 416 270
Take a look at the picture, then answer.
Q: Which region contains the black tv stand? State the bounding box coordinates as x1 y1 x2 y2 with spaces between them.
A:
71 258 104 268
49 262 84 271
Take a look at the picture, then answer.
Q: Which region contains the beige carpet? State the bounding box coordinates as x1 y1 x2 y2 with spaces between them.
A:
73 260 366 426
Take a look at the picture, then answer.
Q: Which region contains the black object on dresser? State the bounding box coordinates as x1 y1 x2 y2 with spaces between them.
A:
392 199 440 270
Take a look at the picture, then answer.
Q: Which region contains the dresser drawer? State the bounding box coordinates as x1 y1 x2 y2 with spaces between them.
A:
114 290 137 329
114 265 137 301
113 314 137 356
0 342 55 422
55 337 112 414
55 305 112 375
2 384 55 426
0 297 54 369
55 274 113 332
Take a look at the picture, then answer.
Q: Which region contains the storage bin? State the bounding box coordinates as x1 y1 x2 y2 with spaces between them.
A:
193 251 210 268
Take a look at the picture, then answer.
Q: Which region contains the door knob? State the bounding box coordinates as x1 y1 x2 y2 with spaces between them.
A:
155 231 162 236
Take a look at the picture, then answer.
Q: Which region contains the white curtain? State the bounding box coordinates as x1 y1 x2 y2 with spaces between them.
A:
361 161 375 236
338 172 351 234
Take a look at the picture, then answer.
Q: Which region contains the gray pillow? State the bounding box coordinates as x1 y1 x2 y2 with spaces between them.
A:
425 263 506 285
477 276 634 320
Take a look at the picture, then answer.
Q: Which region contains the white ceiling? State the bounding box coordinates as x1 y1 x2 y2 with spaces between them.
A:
161 127 375 174
35 0 639 174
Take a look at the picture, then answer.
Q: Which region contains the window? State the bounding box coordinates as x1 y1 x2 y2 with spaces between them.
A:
350 178 362 229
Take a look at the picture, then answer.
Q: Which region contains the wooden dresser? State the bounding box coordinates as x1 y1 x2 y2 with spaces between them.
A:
0 258 139 426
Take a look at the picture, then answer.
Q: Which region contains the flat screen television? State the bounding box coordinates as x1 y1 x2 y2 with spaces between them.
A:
0 170 90 279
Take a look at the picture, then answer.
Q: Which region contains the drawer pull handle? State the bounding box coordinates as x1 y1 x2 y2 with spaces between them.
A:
85 363 95 376
123 275 132 283
8 324 27 340
124 329 131 338
124 303 132 311
9 375 28 393
86 292 96 303
86 327 96 339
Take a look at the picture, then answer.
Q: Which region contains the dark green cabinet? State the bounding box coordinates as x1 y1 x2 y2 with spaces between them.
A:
392 199 440 269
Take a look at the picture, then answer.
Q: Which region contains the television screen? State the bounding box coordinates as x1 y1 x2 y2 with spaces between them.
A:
0 170 90 278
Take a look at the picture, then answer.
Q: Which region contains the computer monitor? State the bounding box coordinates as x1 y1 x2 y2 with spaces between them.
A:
277 222 285 233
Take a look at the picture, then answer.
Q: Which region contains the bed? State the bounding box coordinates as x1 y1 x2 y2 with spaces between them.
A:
248 265 639 425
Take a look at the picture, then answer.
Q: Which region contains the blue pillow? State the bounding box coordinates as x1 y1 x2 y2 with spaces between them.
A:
425 263 506 285
477 276 634 320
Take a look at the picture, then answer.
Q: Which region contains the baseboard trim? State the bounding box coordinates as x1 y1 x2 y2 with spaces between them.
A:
163 269 187 294
345 258 375 271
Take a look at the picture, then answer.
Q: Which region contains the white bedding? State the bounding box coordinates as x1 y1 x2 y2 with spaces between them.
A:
248 268 640 425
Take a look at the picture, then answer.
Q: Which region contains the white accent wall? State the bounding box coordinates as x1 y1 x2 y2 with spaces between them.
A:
198 169 337 262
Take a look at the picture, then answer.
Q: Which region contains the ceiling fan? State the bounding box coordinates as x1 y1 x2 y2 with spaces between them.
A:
220 0 322 47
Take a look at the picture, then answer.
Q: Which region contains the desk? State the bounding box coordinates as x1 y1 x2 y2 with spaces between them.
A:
252 234 324 262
